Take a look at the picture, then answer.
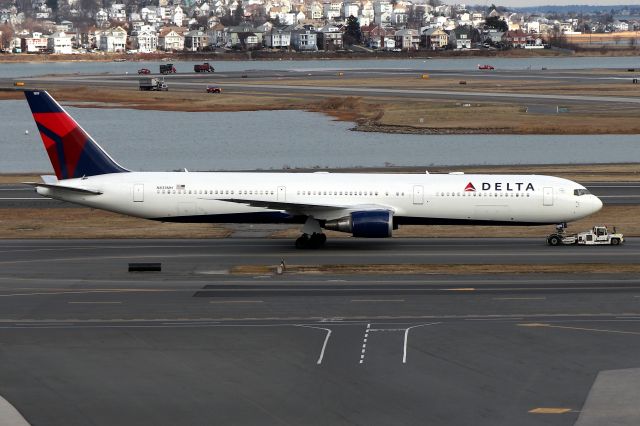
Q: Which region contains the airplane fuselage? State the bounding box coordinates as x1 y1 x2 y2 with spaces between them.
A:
37 172 602 227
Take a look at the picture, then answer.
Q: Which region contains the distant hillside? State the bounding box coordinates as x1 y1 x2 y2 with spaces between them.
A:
510 5 640 15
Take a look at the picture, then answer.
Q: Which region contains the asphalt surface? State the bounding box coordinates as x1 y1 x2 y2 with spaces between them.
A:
1 238 640 425
2 181 638 208
6 67 640 107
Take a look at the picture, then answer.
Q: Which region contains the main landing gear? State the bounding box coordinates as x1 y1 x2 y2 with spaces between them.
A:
295 233 327 249
295 217 327 249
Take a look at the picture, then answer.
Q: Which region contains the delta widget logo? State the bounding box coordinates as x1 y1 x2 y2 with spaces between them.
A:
464 182 476 192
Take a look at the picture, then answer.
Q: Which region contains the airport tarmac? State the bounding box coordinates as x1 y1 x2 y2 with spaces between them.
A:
1 238 640 425
7 67 640 107
1 181 639 208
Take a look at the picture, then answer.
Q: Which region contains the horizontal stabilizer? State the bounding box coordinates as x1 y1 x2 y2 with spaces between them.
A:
22 182 103 195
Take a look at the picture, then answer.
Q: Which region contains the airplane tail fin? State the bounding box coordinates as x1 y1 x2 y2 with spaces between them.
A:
24 90 128 180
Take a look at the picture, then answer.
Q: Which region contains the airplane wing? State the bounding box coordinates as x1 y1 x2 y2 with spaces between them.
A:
207 197 394 219
22 182 103 195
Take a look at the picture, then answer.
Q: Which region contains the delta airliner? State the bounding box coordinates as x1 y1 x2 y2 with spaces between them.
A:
23 90 603 248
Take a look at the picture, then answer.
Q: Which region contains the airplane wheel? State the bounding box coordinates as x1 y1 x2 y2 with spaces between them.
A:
548 236 560 246
312 233 327 246
295 234 310 249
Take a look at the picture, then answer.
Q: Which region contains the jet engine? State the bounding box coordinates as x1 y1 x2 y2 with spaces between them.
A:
324 210 393 238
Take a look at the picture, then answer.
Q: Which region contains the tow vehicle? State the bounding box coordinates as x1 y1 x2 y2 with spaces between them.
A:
206 85 222 93
478 64 495 70
547 225 624 246
138 68 151 74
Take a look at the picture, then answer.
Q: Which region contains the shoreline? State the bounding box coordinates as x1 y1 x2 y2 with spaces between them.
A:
2 48 640 63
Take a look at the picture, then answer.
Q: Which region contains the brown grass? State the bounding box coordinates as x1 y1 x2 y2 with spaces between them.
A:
1 204 635 239
0 208 231 238
232 263 640 275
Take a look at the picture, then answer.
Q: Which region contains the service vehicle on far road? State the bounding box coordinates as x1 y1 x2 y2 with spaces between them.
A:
194 63 215 73
206 86 222 93
139 77 168 91
138 68 151 74
547 225 624 246
478 64 495 70
159 64 176 74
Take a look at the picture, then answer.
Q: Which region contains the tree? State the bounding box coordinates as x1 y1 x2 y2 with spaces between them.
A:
484 16 508 32
344 15 361 45
233 1 244 25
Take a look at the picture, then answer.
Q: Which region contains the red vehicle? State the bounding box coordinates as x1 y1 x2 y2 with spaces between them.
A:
194 63 215 73
206 86 222 93
137 68 151 74
478 64 495 70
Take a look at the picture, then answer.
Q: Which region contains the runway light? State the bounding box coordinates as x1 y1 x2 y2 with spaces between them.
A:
24 130 29 135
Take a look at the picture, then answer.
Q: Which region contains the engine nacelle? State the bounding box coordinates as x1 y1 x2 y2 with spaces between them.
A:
324 210 393 238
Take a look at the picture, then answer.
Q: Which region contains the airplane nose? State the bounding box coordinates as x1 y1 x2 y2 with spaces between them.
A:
591 195 603 213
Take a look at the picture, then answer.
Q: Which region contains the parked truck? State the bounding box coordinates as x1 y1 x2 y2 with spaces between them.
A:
194 63 215 73
139 77 168 91
547 225 624 246
159 64 176 74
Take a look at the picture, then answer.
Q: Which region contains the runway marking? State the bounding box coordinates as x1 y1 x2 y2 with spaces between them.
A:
528 408 572 414
68 301 122 304
493 297 546 301
0 197 51 200
351 299 405 303
295 325 332 364
403 323 439 364
446 288 475 291
360 323 370 364
209 300 264 304
466 318 524 321
0 289 177 297
518 323 640 335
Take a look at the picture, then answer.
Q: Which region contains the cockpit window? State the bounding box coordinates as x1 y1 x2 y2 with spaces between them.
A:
574 189 591 196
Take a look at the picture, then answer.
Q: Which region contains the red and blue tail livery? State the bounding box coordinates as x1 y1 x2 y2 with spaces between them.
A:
24 90 128 180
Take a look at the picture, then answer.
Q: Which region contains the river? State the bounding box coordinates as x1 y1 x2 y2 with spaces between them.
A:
1 56 640 79
1 100 638 173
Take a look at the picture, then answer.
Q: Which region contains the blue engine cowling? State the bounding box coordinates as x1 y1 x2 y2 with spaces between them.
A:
324 210 393 238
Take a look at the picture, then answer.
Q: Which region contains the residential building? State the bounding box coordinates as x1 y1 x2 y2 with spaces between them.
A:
265 26 292 48
21 32 48 53
395 28 420 50
47 31 73 53
291 28 317 51
132 26 158 52
422 27 448 49
98 26 127 52
317 24 343 50
449 26 472 49
184 30 209 51
158 28 184 51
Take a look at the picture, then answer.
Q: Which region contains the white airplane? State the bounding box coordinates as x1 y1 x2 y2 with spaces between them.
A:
23 90 603 248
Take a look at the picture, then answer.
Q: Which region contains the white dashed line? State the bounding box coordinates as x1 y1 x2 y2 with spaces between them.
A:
360 323 371 364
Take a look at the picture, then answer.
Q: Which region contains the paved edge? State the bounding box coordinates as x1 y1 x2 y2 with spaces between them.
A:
0 395 30 426
575 368 640 426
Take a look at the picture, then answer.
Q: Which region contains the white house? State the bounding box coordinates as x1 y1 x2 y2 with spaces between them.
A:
158 27 184 51
132 25 158 53
265 26 291 48
47 31 73 53
98 26 127 52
